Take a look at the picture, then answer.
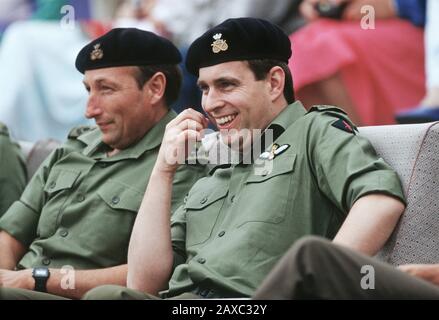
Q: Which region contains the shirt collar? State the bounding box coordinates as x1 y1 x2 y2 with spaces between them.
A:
78 109 177 161
267 100 307 134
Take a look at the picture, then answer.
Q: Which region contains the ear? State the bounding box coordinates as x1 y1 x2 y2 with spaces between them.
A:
266 66 285 102
144 72 166 105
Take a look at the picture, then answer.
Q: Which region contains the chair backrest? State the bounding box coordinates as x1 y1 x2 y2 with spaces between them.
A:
358 122 439 265
19 139 61 180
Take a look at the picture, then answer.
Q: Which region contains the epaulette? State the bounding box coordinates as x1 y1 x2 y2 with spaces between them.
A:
307 105 358 134
0 122 10 137
67 125 96 139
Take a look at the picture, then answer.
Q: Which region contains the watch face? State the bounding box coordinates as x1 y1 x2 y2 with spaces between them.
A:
34 268 49 277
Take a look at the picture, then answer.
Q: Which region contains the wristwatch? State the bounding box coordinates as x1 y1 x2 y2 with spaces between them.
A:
32 267 50 292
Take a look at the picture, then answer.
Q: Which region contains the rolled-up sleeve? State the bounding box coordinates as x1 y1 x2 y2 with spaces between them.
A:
309 115 406 213
0 148 60 247
0 201 39 246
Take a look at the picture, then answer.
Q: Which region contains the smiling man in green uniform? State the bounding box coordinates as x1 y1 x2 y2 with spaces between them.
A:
84 18 406 300
0 123 27 217
0 28 204 299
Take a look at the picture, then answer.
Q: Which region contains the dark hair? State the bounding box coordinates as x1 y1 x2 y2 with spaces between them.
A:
247 59 295 104
134 65 182 106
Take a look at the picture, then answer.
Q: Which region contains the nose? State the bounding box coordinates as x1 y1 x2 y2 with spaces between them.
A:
202 88 224 115
85 93 103 119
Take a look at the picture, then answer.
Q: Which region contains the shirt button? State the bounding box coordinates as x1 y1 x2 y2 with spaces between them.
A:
200 197 208 204
48 181 56 189
197 258 206 264
77 194 85 202
218 231 225 237
59 229 68 237
111 196 120 205
42 258 51 266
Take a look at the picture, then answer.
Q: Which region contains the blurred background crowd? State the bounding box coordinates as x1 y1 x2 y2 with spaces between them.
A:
0 0 435 142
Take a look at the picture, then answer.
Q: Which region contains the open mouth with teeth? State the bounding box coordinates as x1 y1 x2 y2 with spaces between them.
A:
215 113 238 129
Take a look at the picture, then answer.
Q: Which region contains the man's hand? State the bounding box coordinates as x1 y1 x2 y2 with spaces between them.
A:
398 264 439 286
0 269 33 290
155 108 208 174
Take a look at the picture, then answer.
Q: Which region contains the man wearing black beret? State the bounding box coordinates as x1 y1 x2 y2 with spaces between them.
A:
0 28 204 299
84 18 406 300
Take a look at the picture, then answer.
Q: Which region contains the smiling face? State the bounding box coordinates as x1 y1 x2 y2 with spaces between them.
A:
83 66 159 150
198 61 284 150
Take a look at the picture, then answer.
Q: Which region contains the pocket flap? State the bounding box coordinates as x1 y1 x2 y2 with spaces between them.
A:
246 154 296 183
185 185 229 210
98 180 143 212
44 169 80 193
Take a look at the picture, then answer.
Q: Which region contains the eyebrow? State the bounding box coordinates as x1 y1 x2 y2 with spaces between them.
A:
197 76 239 87
83 78 119 88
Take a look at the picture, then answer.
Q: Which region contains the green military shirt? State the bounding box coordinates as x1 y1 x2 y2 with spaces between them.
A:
0 123 27 217
165 101 405 298
0 110 205 270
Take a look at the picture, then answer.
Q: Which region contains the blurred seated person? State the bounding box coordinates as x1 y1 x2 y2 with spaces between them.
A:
291 0 425 125
0 122 27 218
0 0 95 142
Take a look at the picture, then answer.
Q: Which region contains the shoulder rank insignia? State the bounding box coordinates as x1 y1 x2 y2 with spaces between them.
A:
259 143 290 160
90 43 104 61
211 33 228 53
331 118 355 134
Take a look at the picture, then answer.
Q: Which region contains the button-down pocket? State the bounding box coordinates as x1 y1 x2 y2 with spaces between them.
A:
88 180 143 263
44 169 81 194
98 180 143 213
185 185 228 247
38 169 81 237
235 154 296 227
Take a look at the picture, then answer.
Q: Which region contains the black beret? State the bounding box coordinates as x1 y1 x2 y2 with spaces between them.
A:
75 28 181 74
186 17 292 76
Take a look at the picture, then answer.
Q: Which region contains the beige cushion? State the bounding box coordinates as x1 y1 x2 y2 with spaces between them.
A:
359 122 439 265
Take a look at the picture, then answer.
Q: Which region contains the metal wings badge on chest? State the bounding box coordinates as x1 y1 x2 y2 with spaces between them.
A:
259 143 290 160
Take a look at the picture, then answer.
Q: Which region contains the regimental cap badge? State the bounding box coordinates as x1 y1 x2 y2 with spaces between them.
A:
90 43 104 61
211 33 228 54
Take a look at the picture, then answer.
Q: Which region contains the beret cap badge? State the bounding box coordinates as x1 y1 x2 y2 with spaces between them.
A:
211 33 228 54
90 43 104 61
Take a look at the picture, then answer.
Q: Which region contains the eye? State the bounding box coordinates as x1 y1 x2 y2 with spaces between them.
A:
218 80 235 90
198 84 209 94
101 85 115 94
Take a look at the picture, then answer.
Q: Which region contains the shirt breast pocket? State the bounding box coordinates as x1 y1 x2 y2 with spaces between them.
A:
39 169 81 237
235 153 296 227
185 186 228 247
44 169 81 196
89 180 143 260
97 180 143 214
